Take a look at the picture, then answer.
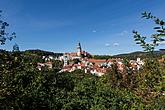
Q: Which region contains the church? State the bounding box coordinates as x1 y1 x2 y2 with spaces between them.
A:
63 42 91 66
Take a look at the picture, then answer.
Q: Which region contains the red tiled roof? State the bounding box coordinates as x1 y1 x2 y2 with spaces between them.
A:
63 65 72 69
88 59 107 63
65 51 92 57
80 63 85 67
65 52 77 56
107 59 113 62
37 62 52 65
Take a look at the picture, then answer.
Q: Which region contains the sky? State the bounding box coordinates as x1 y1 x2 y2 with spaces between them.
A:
0 0 165 55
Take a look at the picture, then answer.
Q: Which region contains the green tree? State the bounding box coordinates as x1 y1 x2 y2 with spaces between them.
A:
13 43 19 52
132 12 165 105
72 58 81 64
0 10 16 45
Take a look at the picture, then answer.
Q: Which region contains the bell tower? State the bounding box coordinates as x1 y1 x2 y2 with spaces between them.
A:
77 42 82 56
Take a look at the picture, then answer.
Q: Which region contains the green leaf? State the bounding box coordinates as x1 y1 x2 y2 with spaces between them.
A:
158 34 165 37
154 27 161 29
160 20 165 25
162 76 165 79
157 30 164 33
136 42 141 44
159 38 165 41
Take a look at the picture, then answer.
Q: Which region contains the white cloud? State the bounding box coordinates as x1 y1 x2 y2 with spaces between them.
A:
113 43 119 46
105 43 119 47
105 43 110 47
92 30 97 33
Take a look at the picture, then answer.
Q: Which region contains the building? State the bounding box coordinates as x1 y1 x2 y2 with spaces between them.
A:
62 42 92 65
59 43 145 76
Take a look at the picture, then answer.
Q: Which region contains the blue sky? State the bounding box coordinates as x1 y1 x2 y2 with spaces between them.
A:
1 0 165 55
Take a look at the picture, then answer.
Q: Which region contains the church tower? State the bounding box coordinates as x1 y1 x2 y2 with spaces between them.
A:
63 53 69 66
77 42 82 56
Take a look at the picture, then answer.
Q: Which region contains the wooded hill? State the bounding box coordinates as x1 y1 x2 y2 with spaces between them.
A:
113 49 165 60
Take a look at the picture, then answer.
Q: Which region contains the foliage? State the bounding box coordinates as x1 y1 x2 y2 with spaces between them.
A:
113 50 165 60
13 43 19 52
72 58 81 64
1 48 165 109
133 12 165 53
0 10 16 45
52 60 63 69
104 61 138 90
131 12 165 108
162 54 165 59
24 49 63 57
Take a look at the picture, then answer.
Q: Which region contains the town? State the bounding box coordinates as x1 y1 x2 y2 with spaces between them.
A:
37 42 144 76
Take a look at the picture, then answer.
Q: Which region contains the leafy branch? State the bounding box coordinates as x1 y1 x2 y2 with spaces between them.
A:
133 12 165 53
0 10 16 45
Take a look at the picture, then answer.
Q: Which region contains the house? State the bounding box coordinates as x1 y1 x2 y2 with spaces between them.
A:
37 62 53 70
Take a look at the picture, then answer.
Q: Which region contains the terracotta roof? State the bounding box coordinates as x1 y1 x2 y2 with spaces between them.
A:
80 63 85 67
107 59 113 62
37 62 52 65
65 52 77 56
63 65 72 69
88 59 107 63
65 50 92 57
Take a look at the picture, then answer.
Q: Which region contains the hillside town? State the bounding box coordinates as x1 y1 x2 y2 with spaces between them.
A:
37 42 144 76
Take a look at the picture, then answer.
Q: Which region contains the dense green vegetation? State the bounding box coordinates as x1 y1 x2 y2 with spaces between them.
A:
0 50 165 110
93 50 165 60
23 49 63 58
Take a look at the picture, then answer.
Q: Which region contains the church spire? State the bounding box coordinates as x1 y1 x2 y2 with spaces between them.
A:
77 42 82 56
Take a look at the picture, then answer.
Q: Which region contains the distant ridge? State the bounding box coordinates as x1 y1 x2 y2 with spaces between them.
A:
113 50 165 60
23 49 63 57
